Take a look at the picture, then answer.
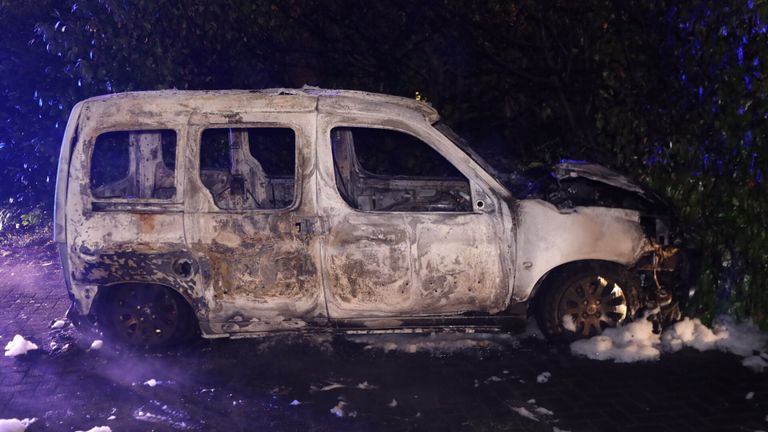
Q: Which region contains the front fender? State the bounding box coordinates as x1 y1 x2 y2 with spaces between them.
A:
513 199 652 302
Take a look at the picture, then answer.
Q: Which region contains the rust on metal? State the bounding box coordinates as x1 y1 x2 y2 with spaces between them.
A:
54 87 685 339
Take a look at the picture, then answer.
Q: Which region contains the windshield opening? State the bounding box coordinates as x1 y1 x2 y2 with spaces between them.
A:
433 122 505 184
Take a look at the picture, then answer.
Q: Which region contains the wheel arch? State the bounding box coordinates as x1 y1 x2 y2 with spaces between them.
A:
92 280 202 333
526 259 631 315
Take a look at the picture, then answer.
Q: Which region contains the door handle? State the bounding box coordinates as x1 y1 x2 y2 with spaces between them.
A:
293 217 329 239
294 219 308 235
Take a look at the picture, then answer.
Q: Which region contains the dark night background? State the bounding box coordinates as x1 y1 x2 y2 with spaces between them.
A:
0 0 765 326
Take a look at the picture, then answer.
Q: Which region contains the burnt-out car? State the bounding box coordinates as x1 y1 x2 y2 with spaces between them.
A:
54 88 689 347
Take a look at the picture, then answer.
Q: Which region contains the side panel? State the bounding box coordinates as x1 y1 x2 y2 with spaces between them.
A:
54 102 84 244
64 102 189 315
410 213 507 313
316 113 513 320
324 214 413 311
183 112 325 334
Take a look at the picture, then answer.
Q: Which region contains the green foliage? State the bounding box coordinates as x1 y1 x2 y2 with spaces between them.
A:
20 208 43 227
0 203 52 249
0 0 765 326
606 1 768 327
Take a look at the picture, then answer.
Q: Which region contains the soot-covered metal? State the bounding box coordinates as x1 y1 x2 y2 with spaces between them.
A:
54 88 691 347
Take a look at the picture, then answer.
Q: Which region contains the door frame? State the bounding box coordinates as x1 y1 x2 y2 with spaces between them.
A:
314 112 516 326
182 111 328 335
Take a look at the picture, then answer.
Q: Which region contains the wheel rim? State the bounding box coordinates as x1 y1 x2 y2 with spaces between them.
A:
108 285 180 346
557 275 628 337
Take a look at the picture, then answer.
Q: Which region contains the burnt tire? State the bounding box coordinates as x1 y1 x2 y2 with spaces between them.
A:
536 263 637 342
97 284 195 348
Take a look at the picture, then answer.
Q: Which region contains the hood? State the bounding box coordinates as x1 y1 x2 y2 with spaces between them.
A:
503 160 666 213
552 161 652 199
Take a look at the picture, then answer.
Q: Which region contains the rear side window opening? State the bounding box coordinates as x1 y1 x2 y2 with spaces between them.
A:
90 129 177 200
199 127 296 210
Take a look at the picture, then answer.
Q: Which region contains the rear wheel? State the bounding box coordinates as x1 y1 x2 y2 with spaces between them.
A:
98 284 194 348
537 263 636 341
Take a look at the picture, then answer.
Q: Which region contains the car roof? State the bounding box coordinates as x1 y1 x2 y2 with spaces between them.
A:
78 86 440 124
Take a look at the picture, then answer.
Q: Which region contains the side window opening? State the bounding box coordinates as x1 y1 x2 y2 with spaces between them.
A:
331 127 472 212
200 127 296 210
90 129 177 199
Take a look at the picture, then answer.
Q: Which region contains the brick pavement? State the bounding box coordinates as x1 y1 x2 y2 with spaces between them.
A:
1 247 767 432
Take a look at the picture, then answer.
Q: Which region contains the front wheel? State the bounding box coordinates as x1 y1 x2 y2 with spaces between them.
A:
537 263 637 341
98 284 195 348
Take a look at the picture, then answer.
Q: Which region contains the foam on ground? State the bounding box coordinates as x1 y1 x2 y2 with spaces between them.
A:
570 319 661 363
571 315 767 369
3 335 38 357
0 418 36 432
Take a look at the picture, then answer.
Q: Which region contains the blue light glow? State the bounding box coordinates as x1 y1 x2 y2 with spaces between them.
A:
743 131 753 149
558 159 588 164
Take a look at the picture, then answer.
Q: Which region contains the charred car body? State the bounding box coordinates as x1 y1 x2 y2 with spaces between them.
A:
54 88 689 347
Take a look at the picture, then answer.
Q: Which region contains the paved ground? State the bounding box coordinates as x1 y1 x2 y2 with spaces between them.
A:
1 247 767 432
